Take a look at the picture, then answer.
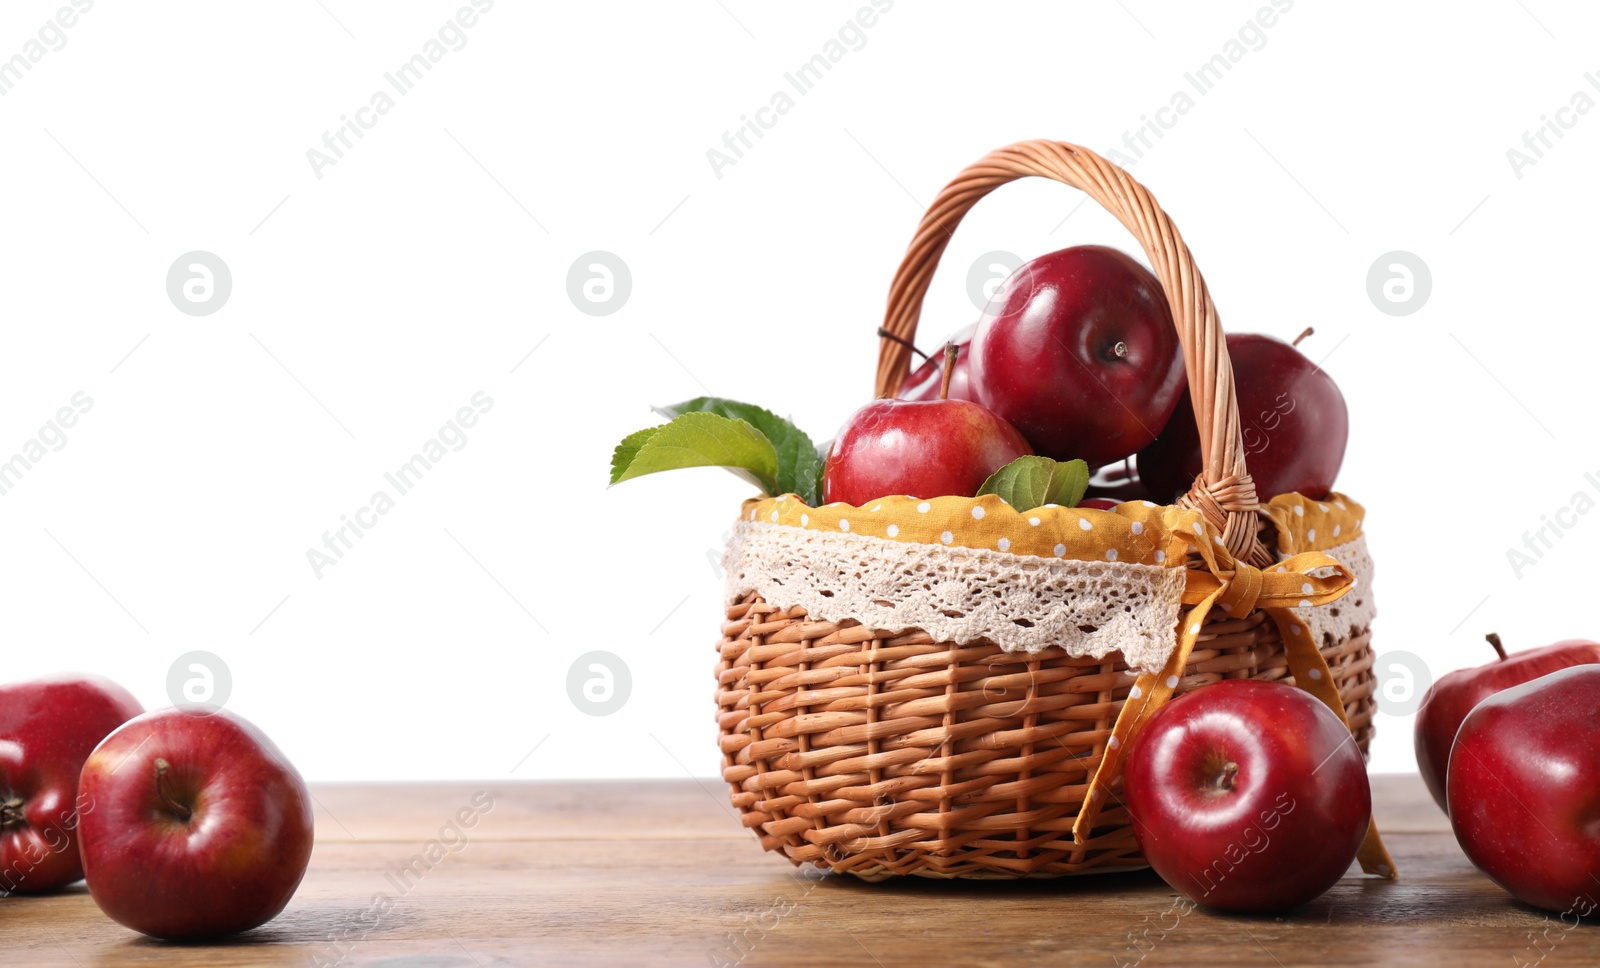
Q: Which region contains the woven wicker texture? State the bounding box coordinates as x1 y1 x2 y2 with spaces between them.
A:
718 597 1375 877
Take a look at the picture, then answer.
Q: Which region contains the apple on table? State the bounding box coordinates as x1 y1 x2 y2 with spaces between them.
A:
1413 633 1600 814
1447 665 1600 914
77 706 315 941
1123 679 1371 912
0 674 143 894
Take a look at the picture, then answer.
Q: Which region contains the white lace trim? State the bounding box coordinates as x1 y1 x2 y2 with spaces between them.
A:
1289 535 1375 644
723 522 1187 673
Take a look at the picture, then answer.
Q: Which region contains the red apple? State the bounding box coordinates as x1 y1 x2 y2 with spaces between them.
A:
1085 457 1150 505
1123 679 1370 912
1448 665 1600 913
825 347 1031 506
897 324 976 401
1415 633 1600 814
1078 497 1120 510
77 707 314 940
968 245 1184 467
823 399 1030 506
0 674 142 893
1139 330 1347 502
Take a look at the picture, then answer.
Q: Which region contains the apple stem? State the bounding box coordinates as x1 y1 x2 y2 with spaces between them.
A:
154 758 193 823
876 327 929 361
1486 632 1507 661
1 797 23 830
1216 762 1239 792
939 343 959 401
1293 327 1314 347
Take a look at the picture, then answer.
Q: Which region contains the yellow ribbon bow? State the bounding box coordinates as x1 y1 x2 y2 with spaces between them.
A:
1070 516 1397 879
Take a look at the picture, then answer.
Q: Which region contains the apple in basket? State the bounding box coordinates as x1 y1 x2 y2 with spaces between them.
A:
1414 633 1600 814
1084 457 1150 505
968 245 1186 468
896 323 976 401
1447 665 1600 913
822 345 1032 506
1139 329 1347 502
1123 679 1370 912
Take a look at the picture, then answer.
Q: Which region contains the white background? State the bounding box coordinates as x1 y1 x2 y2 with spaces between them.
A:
1 0 1595 781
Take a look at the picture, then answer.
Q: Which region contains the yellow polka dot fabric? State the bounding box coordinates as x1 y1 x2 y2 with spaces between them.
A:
743 493 1192 566
741 491 1365 564
1263 492 1365 554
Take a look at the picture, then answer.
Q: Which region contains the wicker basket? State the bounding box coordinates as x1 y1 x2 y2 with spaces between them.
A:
715 140 1386 879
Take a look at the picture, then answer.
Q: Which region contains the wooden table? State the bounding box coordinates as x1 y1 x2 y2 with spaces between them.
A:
3 774 1590 966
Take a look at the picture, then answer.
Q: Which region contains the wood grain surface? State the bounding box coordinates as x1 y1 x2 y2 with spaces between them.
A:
3 774 1592 967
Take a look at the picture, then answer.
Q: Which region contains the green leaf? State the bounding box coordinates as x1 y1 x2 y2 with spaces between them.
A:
976 456 1091 511
609 412 778 493
814 440 830 507
610 427 659 485
656 397 821 504
1045 458 1091 508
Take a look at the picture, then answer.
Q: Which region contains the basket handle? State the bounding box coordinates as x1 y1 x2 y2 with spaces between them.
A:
873 140 1267 565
